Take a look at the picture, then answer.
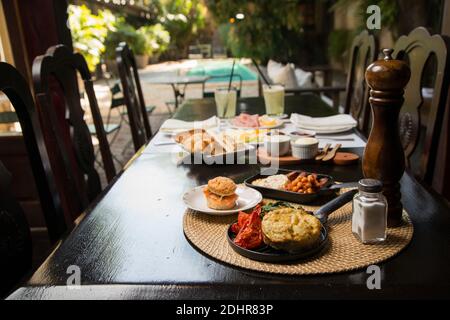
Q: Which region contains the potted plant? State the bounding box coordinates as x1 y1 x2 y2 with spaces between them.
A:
132 31 151 68
104 21 151 70
68 5 116 72
138 24 170 64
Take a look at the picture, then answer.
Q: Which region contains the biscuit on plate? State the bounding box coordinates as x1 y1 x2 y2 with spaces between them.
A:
207 176 237 196
203 188 237 210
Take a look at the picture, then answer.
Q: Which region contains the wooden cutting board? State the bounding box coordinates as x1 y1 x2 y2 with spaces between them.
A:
333 152 360 165
258 148 360 166
257 148 303 165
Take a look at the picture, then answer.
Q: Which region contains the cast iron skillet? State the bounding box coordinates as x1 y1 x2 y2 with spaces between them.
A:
227 189 357 263
245 168 358 204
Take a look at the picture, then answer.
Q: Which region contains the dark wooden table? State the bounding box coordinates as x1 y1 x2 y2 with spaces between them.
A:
173 95 336 121
8 95 450 300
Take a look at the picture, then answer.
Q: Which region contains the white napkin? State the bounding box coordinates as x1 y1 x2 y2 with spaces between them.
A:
159 116 219 133
290 113 357 130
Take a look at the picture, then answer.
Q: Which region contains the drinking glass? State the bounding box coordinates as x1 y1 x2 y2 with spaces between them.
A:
215 88 237 118
263 84 285 115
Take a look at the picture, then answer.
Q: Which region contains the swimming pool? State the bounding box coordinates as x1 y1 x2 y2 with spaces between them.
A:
187 60 258 82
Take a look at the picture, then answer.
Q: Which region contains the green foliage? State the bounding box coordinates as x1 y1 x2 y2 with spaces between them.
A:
331 0 399 32
360 0 399 30
157 0 207 57
104 20 150 59
69 1 206 64
328 0 399 63
206 1 305 63
68 5 116 71
138 24 171 55
328 29 355 63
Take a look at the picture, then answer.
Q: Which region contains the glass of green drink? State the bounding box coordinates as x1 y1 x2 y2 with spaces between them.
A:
263 84 285 115
215 88 237 118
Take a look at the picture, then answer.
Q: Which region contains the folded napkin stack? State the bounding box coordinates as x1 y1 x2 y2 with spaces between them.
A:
159 116 219 133
290 114 357 133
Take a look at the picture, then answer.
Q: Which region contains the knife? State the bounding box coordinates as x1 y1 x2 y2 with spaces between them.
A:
322 144 341 161
315 143 331 161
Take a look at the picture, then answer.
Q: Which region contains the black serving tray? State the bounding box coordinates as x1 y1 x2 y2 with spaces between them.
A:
227 223 328 263
244 168 335 204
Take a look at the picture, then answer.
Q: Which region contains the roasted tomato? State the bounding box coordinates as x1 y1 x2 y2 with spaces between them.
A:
231 222 241 234
231 211 251 233
233 205 263 249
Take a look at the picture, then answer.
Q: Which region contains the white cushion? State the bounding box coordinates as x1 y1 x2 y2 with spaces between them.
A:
294 67 314 88
272 64 299 89
267 59 315 88
267 59 284 83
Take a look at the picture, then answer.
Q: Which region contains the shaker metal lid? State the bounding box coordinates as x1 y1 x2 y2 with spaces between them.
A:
358 179 383 193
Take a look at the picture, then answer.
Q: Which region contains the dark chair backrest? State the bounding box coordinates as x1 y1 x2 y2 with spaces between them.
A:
0 160 31 297
33 45 116 217
393 27 450 183
0 62 66 242
116 42 152 151
344 30 378 135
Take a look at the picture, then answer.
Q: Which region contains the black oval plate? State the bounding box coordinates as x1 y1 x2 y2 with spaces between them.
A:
244 169 335 204
227 224 328 263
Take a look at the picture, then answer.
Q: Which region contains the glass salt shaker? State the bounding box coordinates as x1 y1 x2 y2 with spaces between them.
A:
352 179 388 244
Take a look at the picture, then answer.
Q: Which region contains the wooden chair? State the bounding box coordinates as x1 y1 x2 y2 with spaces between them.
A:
343 30 378 135
0 62 66 242
116 42 153 151
0 62 69 295
0 160 31 297
393 27 450 184
33 45 116 218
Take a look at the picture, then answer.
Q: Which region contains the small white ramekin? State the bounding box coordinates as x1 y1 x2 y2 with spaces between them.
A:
291 137 319 159
264 134 291 157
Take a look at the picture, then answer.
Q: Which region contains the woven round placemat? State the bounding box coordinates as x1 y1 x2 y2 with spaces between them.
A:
183 198 414 275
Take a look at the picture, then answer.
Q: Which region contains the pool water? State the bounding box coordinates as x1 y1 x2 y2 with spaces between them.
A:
187 60 258 82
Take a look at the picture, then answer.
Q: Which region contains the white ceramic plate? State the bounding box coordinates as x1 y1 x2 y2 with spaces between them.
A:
160 126 219 135
228 118 284 130
267 113 288 119
160 129 187 136
227 129 271 146
183 185 262 215
296 125 355 134
176 143 255 162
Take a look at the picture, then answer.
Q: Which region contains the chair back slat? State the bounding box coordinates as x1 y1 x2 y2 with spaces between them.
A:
0 62 67 241
393 27 450 183
344 30 378 135
0 160 32 296
33 45 116 214
116 42 152 151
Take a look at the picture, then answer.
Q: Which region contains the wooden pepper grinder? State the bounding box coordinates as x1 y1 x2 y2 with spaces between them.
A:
363 48 411 227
